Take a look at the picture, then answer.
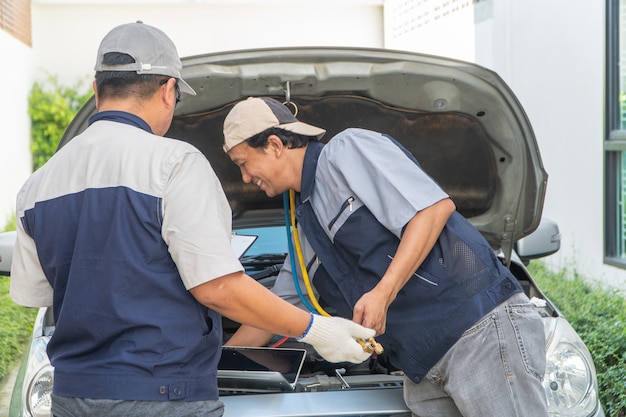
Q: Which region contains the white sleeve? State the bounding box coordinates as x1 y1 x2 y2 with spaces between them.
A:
162 151 243 289
10 215 53 307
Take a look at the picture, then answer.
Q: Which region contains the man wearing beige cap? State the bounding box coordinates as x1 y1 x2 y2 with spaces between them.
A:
10 23 374 417
223 97 549 417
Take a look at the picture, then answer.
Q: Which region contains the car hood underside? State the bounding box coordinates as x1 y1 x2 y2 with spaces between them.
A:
60 47 548 264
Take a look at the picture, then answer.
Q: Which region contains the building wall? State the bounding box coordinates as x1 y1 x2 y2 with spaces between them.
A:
482 1 611 288
385 0 620 290
31 1 384 87
0 30 33 228
383 0 476 61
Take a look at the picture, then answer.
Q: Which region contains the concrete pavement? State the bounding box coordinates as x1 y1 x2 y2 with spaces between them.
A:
0 362 19 417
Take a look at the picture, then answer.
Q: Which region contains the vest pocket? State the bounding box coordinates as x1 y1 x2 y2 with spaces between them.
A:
328 196 355 231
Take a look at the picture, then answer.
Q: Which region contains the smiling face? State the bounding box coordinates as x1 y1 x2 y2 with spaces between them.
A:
227 135 301 197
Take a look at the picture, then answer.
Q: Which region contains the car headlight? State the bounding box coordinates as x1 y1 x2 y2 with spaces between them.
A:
543 317 600 417
23 336 53 417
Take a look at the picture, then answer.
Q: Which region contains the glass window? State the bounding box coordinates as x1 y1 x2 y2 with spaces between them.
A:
606 0 626 264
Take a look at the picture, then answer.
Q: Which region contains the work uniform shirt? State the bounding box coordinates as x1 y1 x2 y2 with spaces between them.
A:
10 111 242 401
274 128 522 383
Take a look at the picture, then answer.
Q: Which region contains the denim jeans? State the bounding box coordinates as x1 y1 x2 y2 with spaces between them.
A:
51 394 225 417
403 293 548 417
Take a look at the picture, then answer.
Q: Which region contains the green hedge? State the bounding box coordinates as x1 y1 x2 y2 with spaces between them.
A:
0 220 37 382
29 76 92 171
528 262 626 417
0 278 37 381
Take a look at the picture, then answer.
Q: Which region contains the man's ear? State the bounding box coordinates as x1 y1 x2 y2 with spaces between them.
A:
267 134 284 157
161 78 177 109
92 80 100 109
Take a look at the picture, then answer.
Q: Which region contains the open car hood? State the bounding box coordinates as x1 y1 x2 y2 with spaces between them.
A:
60 47 547 264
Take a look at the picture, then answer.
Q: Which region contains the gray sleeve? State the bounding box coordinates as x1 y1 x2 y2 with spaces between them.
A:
322 129 449 237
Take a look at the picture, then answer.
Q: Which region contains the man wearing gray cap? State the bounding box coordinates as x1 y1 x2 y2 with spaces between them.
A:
10 22 374 417
223 97 549 417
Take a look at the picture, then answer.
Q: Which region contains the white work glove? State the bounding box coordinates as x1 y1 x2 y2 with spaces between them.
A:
297 314 376 363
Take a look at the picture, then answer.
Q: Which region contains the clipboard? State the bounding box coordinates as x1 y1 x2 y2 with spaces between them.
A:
231 233 258 259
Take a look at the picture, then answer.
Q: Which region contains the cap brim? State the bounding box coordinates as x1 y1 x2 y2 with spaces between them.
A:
178 78 196 96
278 121 325 139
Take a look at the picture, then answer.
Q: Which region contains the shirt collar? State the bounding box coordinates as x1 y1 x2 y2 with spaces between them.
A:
88 110 153 134
299 141 324 203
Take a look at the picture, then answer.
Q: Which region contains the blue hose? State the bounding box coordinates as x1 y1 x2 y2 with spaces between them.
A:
283 192 317 313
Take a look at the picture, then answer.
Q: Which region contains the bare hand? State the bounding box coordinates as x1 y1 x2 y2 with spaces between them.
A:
352 288 390 336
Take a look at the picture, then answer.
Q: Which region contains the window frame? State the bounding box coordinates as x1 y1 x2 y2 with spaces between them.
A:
605 0 626 266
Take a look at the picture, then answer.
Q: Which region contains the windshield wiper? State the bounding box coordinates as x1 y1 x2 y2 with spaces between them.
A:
240 253 286 266
240 253 286 279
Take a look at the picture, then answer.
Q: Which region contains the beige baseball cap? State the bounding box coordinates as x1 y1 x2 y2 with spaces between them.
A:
94 21 196 95
223 97 326 152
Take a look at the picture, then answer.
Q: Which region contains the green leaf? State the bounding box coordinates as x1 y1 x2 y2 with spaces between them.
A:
29 75 92 171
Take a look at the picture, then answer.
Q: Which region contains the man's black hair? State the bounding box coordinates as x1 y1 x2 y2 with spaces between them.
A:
95 52 168 100
246 127 315 150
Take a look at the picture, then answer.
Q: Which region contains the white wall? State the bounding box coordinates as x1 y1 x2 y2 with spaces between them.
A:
477 1 617 289
383 0 476 62
31 1 384 87
0 30 33 228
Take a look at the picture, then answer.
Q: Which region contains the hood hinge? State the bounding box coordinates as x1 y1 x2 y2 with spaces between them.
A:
500 215 516 267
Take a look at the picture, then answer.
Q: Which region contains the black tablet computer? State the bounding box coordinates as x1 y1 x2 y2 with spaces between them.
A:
218 346 307 392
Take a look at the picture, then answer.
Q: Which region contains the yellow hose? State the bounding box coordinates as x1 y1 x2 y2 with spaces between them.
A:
289 189 331 317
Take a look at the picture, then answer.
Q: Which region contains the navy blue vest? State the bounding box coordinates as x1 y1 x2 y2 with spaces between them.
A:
296 141 522 383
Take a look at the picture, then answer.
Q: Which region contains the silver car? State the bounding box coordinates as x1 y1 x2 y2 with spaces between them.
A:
1 47 605 417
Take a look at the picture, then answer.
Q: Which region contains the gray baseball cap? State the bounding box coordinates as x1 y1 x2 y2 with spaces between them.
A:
94 21 196 95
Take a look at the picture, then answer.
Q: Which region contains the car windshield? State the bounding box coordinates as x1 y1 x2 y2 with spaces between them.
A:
236 226 288 258
234 225 289 280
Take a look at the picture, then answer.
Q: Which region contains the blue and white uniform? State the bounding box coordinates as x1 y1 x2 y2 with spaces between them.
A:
10 111 242 402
